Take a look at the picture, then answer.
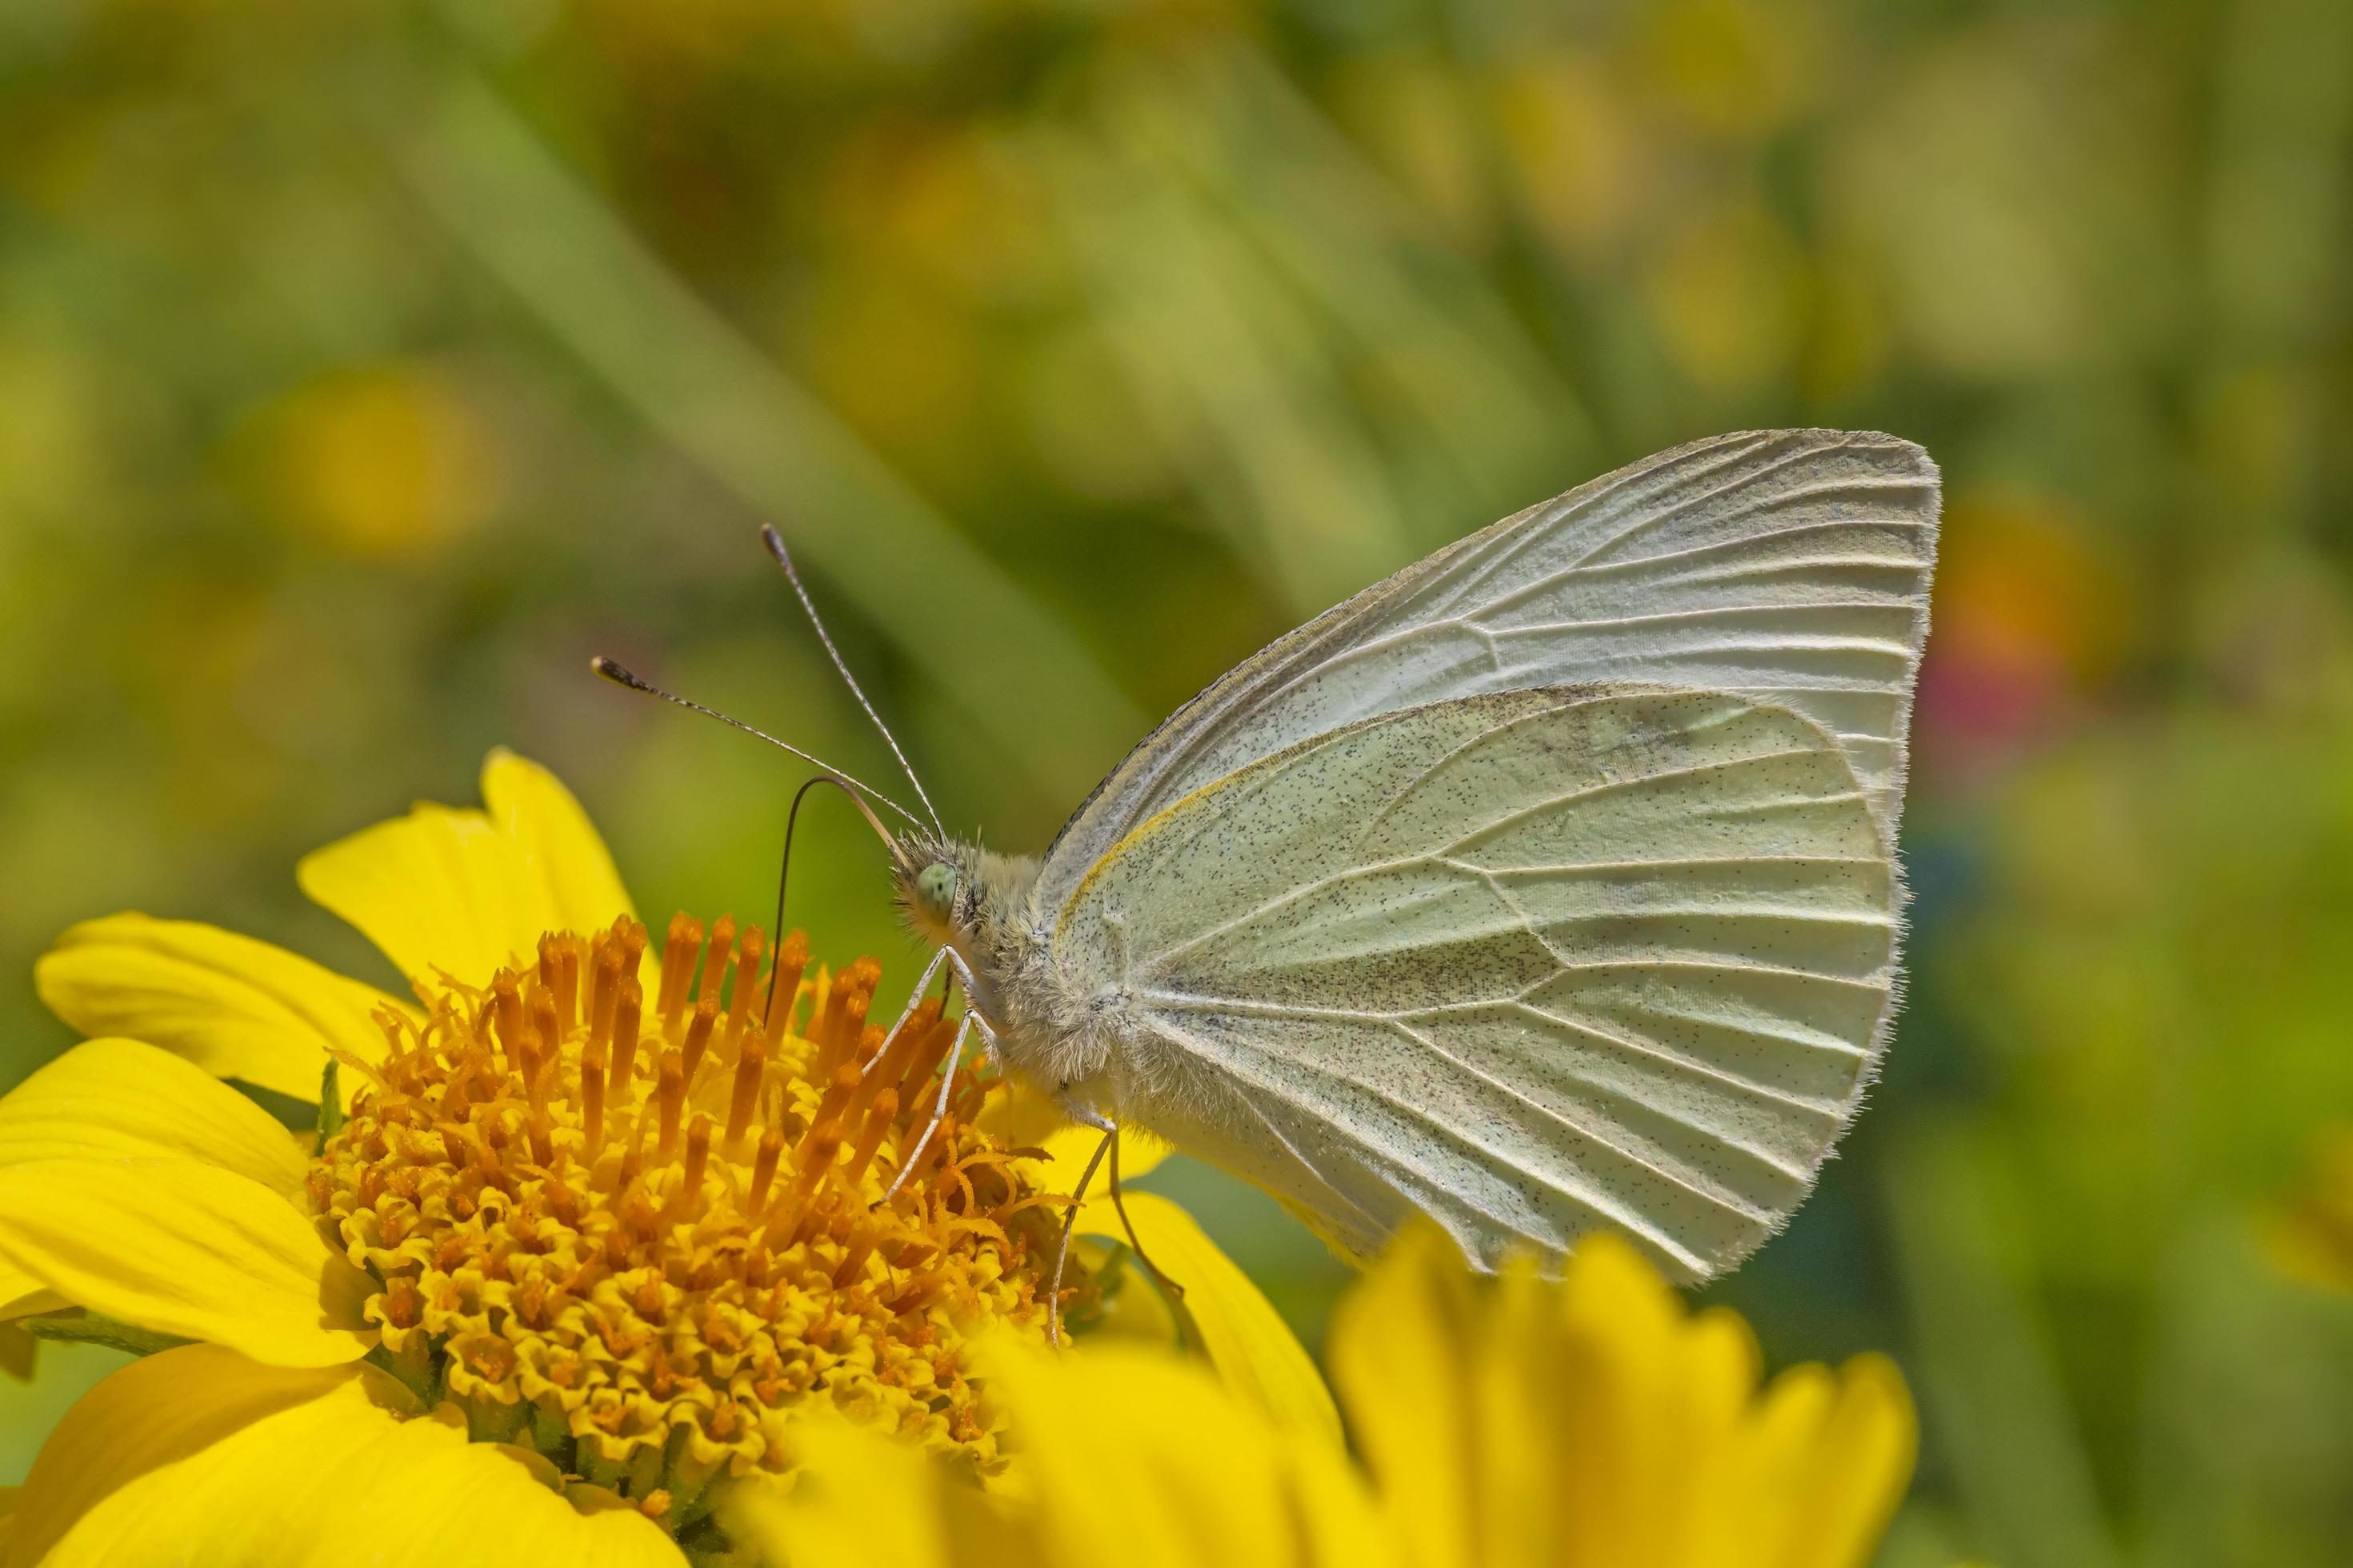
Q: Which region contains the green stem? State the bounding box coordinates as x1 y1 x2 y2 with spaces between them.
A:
22 1310 191 1358
318 1058 349 1151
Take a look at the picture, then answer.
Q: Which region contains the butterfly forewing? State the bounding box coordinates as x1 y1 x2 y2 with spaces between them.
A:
1037 430 1938 917
1054 685 1899 1279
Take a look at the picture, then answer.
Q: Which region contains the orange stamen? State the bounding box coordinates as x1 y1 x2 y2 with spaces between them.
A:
812 966 870 1077
746 1126 784 1214
763 1122 842 1248
608 984 642 1106
726 927 764 1043
866 998 942 1088
838 1088 900 1189
590 940 622 1049
581 1038 608 1153
698 916 737 1012
492 974 526 1072
810 1061 862 1138
832 1222 878 1288
680 998 719 1086
529 986 561 1066
654 1049 685 1162
726 1035 767 1150
901 1113 958 1184
658 915 701 1023
678 1117 712 1212
894 1013 958 1109
762 930 809 1028
556 938 582 1034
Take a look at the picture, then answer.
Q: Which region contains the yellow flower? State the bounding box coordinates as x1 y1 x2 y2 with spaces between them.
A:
0 750 1319 1564
2264 1127 2353 1294
742 1225 1918 1568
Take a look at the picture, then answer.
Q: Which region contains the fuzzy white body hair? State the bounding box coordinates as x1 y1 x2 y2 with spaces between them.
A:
898 835 1171 1121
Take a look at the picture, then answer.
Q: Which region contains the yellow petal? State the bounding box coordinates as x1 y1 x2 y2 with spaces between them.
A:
1466 1261 1570 1568
740 1347 1387 1568
980 1080 1174 1184
298 752 646 990
0 1158 373 1368
1761 1354 1916 1568
1555 1237 1739 1568
0 1261 65 1320
1330 1225 1914 1568
298 802 536 985
730 1414 959 1568
1326 1222 1479 1568
17 1345 680 1568
993 1338 1391 1568
0 1038 309 1198
1038 1121 1173 1185
8 1342 359 1568
481 749 639 951
1074 1190 1340 1446
34 916 400 1106
1076 1230 1183 1346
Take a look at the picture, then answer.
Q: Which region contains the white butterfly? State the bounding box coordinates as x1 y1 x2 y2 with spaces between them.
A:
613 427 1939 1299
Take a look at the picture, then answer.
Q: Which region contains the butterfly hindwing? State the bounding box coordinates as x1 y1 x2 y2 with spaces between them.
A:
1053 684 1899 1279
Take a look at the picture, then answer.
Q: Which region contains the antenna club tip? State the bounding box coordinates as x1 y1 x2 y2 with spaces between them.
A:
590 655 646 690
759 525 789 563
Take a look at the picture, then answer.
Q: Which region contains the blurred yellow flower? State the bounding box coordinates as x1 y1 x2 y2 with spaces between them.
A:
1635 0 1821 139
0 751 1315 1563
2265 1128 2353 1294
253 362 502 561
744 1224 1918 1568
1643 197 1810 394
1491 53 1648 264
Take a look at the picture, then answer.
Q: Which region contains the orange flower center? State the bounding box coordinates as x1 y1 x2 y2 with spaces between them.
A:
307 914 1074 1543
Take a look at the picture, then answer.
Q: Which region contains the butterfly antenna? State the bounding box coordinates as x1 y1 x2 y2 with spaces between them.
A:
767 772 908 1019
590 656 926 832
760 526 947 841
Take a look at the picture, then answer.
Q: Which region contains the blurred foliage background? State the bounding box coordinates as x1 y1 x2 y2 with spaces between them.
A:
2 0 2351 1561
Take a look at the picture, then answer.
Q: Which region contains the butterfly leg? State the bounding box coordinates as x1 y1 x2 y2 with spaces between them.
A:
878 948 1007 1204
863 948 947 1082
1045 1122 1114 1347
934 947 1002 1062
876 1008 973 1204
924 946 1130 1342
1058 1100 1186 1305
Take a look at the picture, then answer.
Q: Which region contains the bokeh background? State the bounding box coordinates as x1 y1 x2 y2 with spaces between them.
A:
3 0 2351 1561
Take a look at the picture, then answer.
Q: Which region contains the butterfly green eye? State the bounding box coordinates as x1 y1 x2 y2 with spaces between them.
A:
914 862 958 920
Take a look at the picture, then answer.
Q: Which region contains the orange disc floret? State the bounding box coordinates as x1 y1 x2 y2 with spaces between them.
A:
310 915 1073 1540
